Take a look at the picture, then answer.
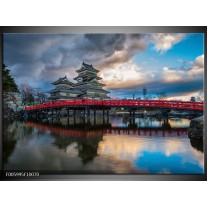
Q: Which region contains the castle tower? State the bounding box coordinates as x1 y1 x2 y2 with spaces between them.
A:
48 76 83 100
73 62 110 99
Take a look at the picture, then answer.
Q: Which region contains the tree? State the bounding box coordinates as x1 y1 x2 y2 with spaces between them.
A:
156 92 167 100
34 89 48 104
19 83 35 104
2 64 18 92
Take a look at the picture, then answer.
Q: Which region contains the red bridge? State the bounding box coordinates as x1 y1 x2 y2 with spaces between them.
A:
25 99 204 111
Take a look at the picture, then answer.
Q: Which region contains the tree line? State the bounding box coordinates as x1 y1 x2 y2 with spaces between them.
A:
3 64 48 105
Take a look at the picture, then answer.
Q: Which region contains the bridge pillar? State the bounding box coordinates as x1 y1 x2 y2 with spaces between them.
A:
94 116 96 125
87 108 90 117
129 108 132 117
67 116 70 125
74 115 76 124
67 108 70 117
67 108 70 125
160 109 171 117
132 116 135 124
162 118 171 129
36 110 39 119
107 109 109 117
106 109 109 123
54 108 58 118
107 116 109 124
94 109 96 117
103 109 105 116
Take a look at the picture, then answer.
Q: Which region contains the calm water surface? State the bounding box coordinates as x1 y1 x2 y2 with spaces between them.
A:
3 116 204 174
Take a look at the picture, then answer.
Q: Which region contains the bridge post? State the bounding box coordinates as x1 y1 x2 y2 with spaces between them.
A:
36 110 39 119
103 109 105 116
74 114 76 124
162 118 171 129
132 116 135 124
106 109 109 123
55 108 58 118
107 109 109 117
57 108 61 117
94 109 96 117
67 108 70 125
52 109 54 118
132 109 135 117
103 116 105 124
129 108 132 117
87 107 90 117
94 115 96 125
160 109 171 117
83 108 86 117
67 116 70 125
67 108 70 118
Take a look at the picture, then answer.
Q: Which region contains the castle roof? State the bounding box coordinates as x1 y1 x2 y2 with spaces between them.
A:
48 88 83 94
73 73 102 81
79 87 110 94
52 76 74 85
48 62 110 100
74 81 106 87
76 62 99 73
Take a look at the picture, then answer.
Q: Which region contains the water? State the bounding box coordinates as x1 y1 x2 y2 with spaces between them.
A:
3 116 204 174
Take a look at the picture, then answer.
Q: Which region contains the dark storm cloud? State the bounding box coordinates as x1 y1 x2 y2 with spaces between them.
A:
84 34 126 57
4 33 199 99
4 34 79 81
95 34 147 69
3 33 148 90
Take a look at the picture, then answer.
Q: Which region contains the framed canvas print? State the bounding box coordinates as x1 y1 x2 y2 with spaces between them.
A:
0 27 206 180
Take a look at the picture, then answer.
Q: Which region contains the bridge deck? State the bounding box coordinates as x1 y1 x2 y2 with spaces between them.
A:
25 99 204 111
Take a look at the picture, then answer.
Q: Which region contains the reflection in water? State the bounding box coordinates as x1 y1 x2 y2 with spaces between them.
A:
3 117 204 174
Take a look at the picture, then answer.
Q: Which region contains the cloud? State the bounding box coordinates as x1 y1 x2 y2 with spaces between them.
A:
162 54 204 83
95 34 147 70
4 33 186 84
151 33 186 53
4 33 200 101
109 80 203 100
84 34 126 57
100 61 156 89
192 54 204 68
4 34 149 91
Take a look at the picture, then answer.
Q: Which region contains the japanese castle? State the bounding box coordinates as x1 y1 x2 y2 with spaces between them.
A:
48 62 110 100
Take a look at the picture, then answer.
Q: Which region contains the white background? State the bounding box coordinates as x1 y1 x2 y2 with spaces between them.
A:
0 1 206 207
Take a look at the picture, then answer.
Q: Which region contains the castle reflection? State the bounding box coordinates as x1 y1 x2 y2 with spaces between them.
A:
3 116 203 173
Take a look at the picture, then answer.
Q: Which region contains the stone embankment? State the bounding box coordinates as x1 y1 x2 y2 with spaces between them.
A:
188 116 203 140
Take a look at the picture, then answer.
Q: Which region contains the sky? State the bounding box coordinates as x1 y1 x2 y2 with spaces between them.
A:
3 33 204 101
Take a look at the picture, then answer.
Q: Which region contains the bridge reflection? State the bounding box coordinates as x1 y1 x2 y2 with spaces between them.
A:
25 117 189 139
24 118 189 165
3 117 203 171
